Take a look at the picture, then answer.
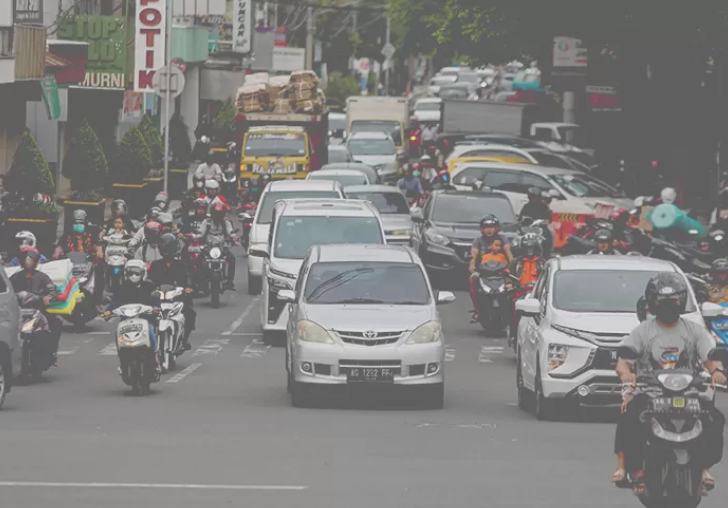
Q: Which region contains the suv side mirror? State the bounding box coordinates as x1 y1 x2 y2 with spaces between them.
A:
411 208 424 222
515 298 541 315
701 301 725 318
436 291 456 304
249 247 269 259
277 289 296 302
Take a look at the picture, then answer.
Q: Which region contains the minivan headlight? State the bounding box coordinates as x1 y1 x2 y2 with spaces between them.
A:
297 320 334 344
406 321 442 344
425 229 449 246
548 343 569 371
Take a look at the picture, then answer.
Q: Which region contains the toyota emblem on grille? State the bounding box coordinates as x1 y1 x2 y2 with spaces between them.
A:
363 330 377 339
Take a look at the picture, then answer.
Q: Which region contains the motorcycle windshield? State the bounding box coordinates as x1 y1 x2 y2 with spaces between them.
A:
482 277 505 290
478 261 508 275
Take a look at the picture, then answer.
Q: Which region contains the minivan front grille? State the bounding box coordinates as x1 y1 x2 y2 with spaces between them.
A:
335 330 403 346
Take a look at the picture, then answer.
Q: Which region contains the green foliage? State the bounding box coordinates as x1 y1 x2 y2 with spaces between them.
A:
325 72 360 108
139 114 164 169
115 127 152 183
62 119 108 201
4 130 55 196
213 100 237 135
169 114 192 165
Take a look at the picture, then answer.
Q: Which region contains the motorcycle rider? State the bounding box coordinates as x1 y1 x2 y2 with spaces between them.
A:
157 212 176 236
10 249 61 362
200 200 237 290
519 187 552 222
709 187 728 231
102 200 132 239
707 258 728 304
468 215 514 322
202 179 230 210
148 234 197 350
181 198 208 235
129 207 162 252
397 167 424 197
8 231 47 266
134 221 163 264
587 229 620 255
513 234 544 287
194 150 223 182
613 273 726 494
153 191 170 213
104 259 161 372
418 154 438 183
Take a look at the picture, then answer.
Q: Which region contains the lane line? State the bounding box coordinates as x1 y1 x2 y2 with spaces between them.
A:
192 338 230 357
230 332 263 336
166 363 203 384
445 347 456 362
478 346 504 364
221 297 260 335
89 332 110 335
57 348 78 356
241 338 271 358
0 481 307 491
97 344 117 356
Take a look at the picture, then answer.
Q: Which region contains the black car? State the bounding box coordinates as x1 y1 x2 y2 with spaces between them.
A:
410 190 518 281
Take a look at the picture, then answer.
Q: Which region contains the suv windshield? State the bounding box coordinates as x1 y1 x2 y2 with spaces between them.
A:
551 173 625 198
258 191 340 224
304 262 430 305
553 270 697 313
244 132 306 157
274 216 383 259
432 196 516 224
345 191 410 214
350 121 402 146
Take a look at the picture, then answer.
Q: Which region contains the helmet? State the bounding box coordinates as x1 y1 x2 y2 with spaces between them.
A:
210 200 226 220
21 248 41 268
223 166 236 177
73 209 88 224
193 198 208 212
159 233 180 259
154 192 169 209
594 229 613 243
15 230 36 248
124 259 147 284
521 233 540 257
111 199 128 215
144 221 162 242
661 187 677 205
644 272 687 324
480 214 499 230
205 179 220 191
527 187 543 202
711 258 728 277
157 212 174 228
147 206 162 222
420 154 432 164
193 174 206 189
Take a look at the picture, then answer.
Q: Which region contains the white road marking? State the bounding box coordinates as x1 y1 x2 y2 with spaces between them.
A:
192 338 230 357
57 348 78 356
84 337 95 343
166 363 203 384
241 338 270 358
445 347 456 362
230 332 263 336
221 297 260 335
0 481 307 491
97 343 117 356
89 331 110 335
478 346 504 364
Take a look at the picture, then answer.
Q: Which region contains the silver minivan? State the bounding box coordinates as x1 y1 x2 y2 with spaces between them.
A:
0 264 21 408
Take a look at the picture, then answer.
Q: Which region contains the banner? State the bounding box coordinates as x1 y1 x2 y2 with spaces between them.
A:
232 0 252 54
14 0 43 24
135 0 167 92
256 27 287 47
40 74 61 120
57 16 127 89
122 91 144 120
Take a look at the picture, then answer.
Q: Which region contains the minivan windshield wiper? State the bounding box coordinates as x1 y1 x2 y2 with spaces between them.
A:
306 268 373 302
336 298 385 304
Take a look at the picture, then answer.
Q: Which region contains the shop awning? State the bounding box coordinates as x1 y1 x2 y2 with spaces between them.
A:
46 52 73 69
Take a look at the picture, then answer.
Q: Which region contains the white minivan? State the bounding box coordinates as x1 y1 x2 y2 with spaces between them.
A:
247 180 344 295
249 199 386 339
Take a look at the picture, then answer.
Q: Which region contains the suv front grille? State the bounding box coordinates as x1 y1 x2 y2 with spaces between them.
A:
592 347 619 370
335 330 403 346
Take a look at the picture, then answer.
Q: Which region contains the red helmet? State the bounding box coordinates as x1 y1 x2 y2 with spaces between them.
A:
210 201 226 213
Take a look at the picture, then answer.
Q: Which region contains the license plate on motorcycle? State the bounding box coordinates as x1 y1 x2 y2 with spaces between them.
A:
347 367 394 384
672 397 685 408
119 323 144 335
188 247 201 252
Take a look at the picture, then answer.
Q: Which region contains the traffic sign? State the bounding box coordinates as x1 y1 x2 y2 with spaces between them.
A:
381 42 395 60
152 66 186 99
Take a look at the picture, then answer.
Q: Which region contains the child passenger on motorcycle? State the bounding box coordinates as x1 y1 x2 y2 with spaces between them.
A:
469 215 514 323
707 258 728 304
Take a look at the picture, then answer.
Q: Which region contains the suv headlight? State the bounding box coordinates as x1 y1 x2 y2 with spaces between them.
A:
268 276 291 290
425 229 449 246
406 321 442 344
297 320 334 344
547 343 569 371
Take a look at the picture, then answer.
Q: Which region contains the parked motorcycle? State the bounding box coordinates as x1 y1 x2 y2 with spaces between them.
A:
16 291 55 383
474 260 517 335
154 285 186 372
103 234 131 292
63 252 97 326
110 303 161 395
616 346 726 508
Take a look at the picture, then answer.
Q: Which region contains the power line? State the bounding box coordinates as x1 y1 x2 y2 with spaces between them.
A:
253 0 386 13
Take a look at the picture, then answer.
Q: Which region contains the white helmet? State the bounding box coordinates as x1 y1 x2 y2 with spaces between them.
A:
15 230 37 248
205 179 220 190
124 259 147 284
661 187 677 205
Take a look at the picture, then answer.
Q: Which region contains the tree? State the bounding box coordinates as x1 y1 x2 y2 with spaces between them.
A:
325 71 360 108
62 119 109 200
115 127 152 183
139 114 164 169
213 100 237 144
169 114 192 164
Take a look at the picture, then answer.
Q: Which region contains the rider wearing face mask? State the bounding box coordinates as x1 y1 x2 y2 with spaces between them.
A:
613 273 726 495
396 167 424 197
202 179 229 211
587 229 620 255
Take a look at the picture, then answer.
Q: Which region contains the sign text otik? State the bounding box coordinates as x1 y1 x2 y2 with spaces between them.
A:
134 0 167 92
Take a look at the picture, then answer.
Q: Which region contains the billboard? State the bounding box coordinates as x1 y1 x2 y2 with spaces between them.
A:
135 0 167 92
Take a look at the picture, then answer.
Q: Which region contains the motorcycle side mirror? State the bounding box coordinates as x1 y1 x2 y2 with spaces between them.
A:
547 188 564 200
707 346 728 363
152 290 162 300
515 298 540 316
617 346 640 360
633 196 645 207
701 301 724 318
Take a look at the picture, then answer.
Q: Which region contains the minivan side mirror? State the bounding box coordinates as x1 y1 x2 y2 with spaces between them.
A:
515 298 541 315
436 291 456 304
277 289 296 303
411 208 424 222
701 301 725 318
249 247 269 259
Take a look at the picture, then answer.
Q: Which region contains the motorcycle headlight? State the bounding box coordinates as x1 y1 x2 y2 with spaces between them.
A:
119 305 142 318
210 247 222 259
657 373 693 391
406 321 442 344
297 320 334 344
547 343 569 371
425 229 449 246
715 235 724 242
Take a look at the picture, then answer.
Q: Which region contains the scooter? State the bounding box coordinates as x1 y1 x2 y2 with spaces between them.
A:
110 304 161 395
221 166 239 206
238 204 257 251
16 291 55 383
103 234 130 292
63 252 97 327
181 233 205 292
203 241 230 308
474 261 517 335
154 285 186 372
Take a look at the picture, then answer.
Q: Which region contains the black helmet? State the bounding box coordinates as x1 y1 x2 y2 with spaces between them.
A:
159 233 180 259
21 248 41 265
480 214 499 230
594 229 613 243
711 258 728 277
645 272 688 324
521 233 540 257
527 187 543 202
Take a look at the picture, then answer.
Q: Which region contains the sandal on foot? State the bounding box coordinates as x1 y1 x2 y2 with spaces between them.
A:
702 473 715 494
632 473 646 496
612 469 630 488
470 313 479 324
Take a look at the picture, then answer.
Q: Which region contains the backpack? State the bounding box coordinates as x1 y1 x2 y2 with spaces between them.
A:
518 256 542 287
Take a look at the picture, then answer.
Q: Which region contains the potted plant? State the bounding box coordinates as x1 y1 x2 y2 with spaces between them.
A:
1 130 59 255
168 113 193 199
139 114 165 199
60 119 109 232
111 126 152 217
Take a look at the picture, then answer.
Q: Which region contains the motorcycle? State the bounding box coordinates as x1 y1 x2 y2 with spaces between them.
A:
708 229 728 258
648 235 712 276
16 291 55 383
110 303 161 395
616 346 726 508
103 234 131 292
238 203 257 251
221 166 239 206
708 301 728 347
202 239 231 308
154 285 187 372
181 233 205 292
63 251 97 326
474 260 517 335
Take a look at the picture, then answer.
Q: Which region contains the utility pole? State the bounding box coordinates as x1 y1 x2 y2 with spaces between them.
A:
305 5 314 70
163 0 173 193
384 14 390 95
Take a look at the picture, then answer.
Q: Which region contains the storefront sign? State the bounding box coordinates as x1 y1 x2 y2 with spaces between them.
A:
135 0 167 92
58 16 127 89
272 47 305 72
553 36 587 68
14 0 43 24
232 0 252 53
40 74 61 120
586 85 622 112
256 27 287 47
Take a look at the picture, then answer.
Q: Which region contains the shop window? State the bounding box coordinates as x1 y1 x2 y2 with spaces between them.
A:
0 28 12 58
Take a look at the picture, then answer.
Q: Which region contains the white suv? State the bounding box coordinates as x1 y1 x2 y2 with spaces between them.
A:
514 255 710 420
247 180 344 295
250 199 386 339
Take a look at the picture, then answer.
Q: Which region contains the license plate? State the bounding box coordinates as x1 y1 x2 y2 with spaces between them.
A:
347 367 395 383
119 323 144 335
188 247 201 252
672 397 685 408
